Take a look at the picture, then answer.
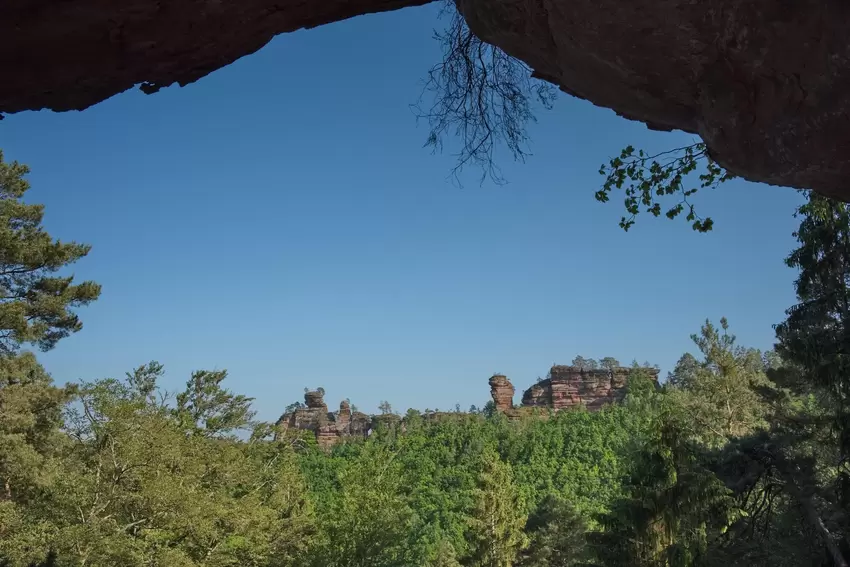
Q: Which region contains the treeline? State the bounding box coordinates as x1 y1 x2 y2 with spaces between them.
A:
0 315 843 566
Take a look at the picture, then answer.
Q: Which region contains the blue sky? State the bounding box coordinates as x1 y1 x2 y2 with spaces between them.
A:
1 4 804 418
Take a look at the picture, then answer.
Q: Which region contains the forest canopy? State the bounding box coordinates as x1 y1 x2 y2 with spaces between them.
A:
1 308 847 566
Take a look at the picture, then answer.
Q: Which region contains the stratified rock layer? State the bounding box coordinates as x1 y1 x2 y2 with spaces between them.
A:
275 392 373 448
520 365 648 411
279 390 330 433
488 374 515 412
3 0 850 195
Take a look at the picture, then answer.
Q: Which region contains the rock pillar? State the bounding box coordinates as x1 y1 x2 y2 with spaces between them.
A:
489 374 515 411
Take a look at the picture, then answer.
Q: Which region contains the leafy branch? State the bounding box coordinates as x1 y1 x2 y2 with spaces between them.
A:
595 142 736 232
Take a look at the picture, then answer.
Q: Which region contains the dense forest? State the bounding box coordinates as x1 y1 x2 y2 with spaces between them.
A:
2 149 850 567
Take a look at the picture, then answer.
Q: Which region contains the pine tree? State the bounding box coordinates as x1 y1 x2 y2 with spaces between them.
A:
521 495 589 567
0 151 100 356
424 540 463 567
593 419 740 567
773 191 850 563
571 356 598 370
175 369 256 437
466 451 528 567
775 193 850 466
666 353 699 388
668 319 771 447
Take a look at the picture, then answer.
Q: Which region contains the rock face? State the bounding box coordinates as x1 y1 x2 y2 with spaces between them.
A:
488 374 515 412
493 365 655 416
275 391 373 448
3 0 850 196
0 0 431 114
456 0 850 199
520 365 652 411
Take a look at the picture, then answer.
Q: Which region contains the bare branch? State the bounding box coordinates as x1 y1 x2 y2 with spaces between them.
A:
413 1 556 185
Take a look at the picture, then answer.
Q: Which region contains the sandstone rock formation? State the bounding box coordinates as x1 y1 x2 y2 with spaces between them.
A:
519 365 654 411
275 391 372 448
458 0 850 198
278 364 655 445
2 0 850 196
488 374 515 412
0 0 430 114
492 365 655 417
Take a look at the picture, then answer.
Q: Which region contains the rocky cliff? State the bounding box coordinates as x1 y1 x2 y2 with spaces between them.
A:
275 390 372 448
278 364 655 446
2 0 850 195
519 365 652 411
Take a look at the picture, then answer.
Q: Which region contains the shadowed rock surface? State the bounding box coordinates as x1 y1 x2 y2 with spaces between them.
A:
457 0 850 198
0 0 432 114
2 0 850 196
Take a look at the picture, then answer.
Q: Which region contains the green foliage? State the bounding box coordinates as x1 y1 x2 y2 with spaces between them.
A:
594 418 741 567
466 450 528 567
772 191 850 561
666 353 699 388
3 291 848 567
423 539 463 567
521 495 590 567
775 191 850 430
5 326 824 567
0 151 100 355
301 443 423 567
571 356 598 370
0 353 70 504
175 370 256 438
667 318 772 447
1 363 313 567
0 353 72 567
595 143 735 232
